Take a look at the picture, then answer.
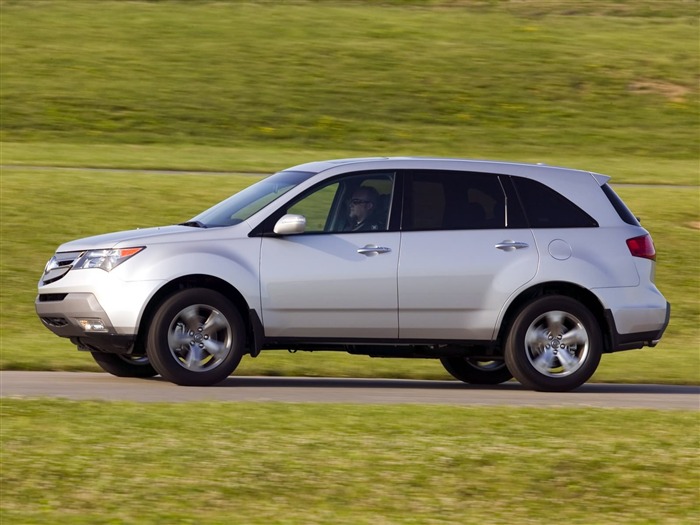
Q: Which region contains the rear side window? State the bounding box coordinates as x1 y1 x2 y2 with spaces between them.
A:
512 177 598 228
601 184 641 226
403 170 506 230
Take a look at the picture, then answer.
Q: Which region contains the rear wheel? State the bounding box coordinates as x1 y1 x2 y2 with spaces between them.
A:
440 357 513 385
146 288 245 386
505 295 602 392
90 352 157 378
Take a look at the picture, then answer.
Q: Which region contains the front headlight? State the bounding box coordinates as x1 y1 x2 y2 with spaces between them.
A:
73 247 145 272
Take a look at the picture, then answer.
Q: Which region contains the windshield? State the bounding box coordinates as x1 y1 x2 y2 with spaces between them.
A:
189 171 315 227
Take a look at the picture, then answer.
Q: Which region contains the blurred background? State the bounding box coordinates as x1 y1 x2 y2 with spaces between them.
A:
1 0 697 381
1 2 698 524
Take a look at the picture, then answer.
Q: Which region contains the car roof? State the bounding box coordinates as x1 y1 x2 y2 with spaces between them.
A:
284 157 610 185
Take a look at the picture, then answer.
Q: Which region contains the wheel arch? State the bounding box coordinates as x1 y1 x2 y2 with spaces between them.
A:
135 274 256 355
497 282 612 353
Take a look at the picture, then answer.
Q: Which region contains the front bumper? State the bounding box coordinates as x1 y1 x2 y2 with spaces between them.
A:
36 292 136 353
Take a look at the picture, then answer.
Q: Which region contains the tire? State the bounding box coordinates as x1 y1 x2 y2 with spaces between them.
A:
504 295 602 392
91 351 158 378
440 357 513 385
146 288 245 386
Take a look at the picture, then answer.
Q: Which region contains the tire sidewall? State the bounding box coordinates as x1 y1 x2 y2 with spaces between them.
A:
505 296 602 392
147 288 244 386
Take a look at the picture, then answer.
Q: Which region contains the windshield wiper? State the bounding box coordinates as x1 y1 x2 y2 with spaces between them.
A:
178 220 207 228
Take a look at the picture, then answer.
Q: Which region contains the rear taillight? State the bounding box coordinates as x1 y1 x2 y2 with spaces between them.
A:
627 234 656 260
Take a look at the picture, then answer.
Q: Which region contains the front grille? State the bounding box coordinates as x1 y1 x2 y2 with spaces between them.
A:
41 251 84 284
53 251 83 268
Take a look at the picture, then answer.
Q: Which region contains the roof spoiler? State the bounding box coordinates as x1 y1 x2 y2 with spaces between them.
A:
590 172 611 185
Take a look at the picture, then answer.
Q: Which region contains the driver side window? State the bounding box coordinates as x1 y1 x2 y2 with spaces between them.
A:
288 183 339 232
288 172 395 233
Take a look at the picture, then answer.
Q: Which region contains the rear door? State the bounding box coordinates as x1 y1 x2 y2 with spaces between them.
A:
397 170 539 340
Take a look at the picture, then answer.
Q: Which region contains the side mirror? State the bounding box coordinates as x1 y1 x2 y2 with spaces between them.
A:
273 214 306 235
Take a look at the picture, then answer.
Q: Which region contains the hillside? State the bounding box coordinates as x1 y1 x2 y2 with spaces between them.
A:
1 0 697 164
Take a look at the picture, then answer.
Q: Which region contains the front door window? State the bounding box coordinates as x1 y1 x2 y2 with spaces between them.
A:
288 172 395 233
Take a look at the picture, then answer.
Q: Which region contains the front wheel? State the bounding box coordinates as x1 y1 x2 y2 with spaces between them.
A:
504 296 602 392
91 351 158 378
440 357 513 385
146 288 245 386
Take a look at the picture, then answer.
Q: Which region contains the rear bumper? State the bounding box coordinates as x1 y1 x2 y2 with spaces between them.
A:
604 301 671 352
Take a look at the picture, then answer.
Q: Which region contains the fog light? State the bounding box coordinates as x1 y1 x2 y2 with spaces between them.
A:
77 318 108 332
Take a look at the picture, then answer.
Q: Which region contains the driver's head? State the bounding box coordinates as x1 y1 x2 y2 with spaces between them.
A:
349 187 379 223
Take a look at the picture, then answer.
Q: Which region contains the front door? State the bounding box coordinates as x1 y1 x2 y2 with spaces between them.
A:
260 171 399 339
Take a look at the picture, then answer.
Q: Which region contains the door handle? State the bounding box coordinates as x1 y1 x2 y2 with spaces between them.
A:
357 245 392 256
495 240 529 251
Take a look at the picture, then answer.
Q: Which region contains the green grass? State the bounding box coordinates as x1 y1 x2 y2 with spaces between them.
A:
2 399 698 524
0 3 698 523
2 141 699 186
1 1 698 162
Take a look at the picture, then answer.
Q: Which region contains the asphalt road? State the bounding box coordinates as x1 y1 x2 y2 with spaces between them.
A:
1 371 698 409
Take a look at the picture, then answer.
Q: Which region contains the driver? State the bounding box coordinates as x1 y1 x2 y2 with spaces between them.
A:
346 187 382 232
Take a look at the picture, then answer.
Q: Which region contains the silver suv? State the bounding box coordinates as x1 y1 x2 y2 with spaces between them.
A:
36 158 670 391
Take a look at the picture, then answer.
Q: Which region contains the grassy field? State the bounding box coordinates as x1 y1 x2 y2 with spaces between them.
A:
3 141 700 186
1 1 697 163
2 399 698 524
1 2 698 524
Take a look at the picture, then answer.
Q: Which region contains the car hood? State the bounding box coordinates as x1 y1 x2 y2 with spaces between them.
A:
56 225 213 252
